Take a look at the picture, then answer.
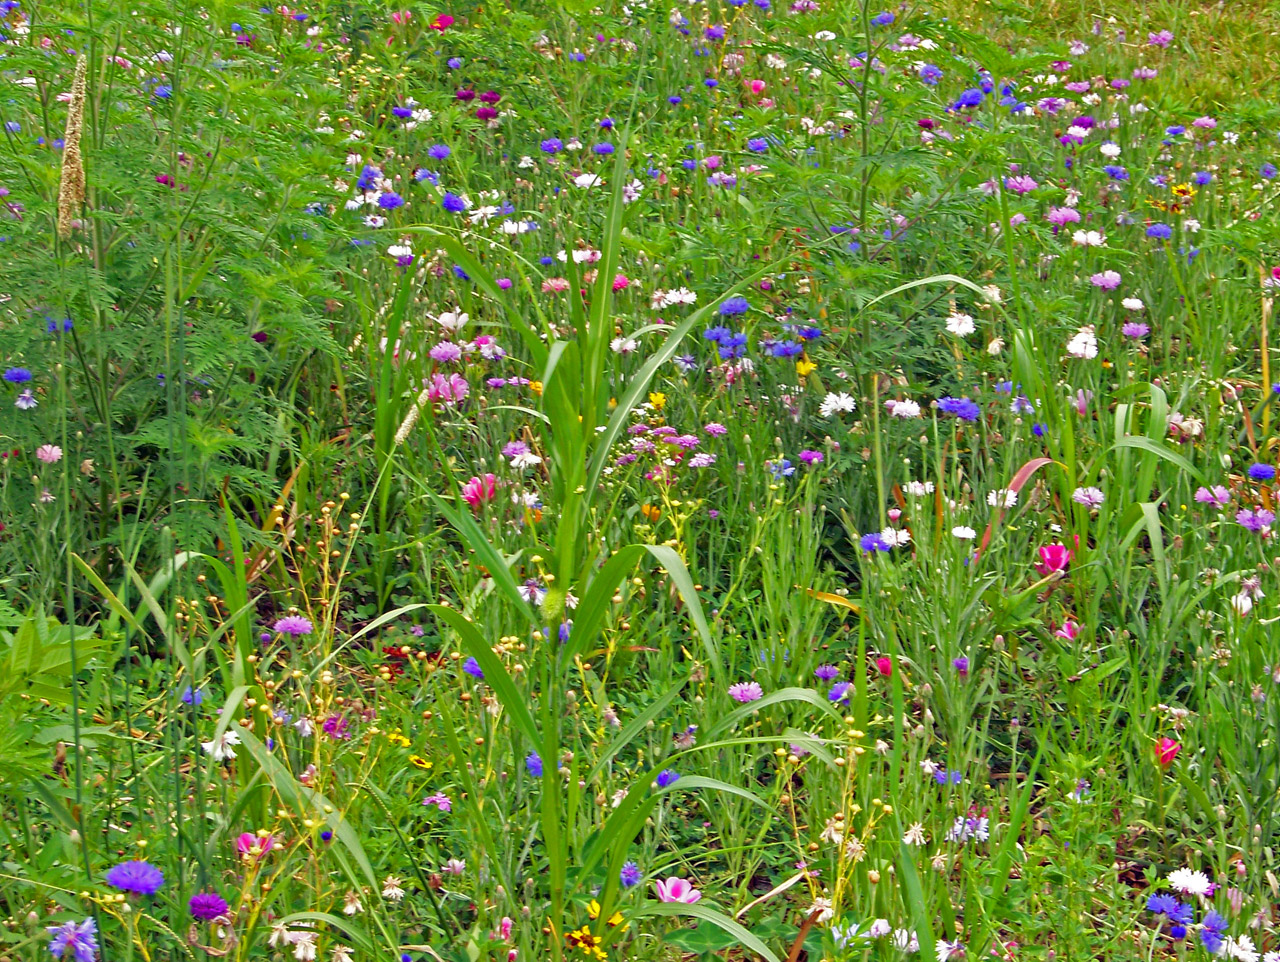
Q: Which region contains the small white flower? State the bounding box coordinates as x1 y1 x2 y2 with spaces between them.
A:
1167 867 1213 896
1099 142 1121 158
1071 486 1105 508
945 312 975 337
1224 935 1260 962
342 891 363 916
987 489 1017 508
381 876 406 901
1066 326 1099 359
573 173 603 188
951 526 977 540
1121 297 1145 311
904 481 935 497
903 822 927 845
881 527 912 547
886 398 922 418
986 337 1005 356
819 391 857 417
201 729 241 762
1231 591 1254 617
1071 229 1106 247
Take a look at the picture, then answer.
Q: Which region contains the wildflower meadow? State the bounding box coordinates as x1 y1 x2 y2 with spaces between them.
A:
3 0 1280 959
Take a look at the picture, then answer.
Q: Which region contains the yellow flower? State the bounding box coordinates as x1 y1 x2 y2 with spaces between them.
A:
1172 183 1195 199
530 381 544 396
409 754 433 770
796 358 816 377
588 900 627 929
648 391 666 410
566 926 607 960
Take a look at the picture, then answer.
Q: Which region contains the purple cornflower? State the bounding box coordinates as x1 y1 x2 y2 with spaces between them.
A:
656 769 680 789
1003 175 1038 194
620 861 643 887
423 792 452 812
728 681 764 703
860 533 890 552
1195 485 1230 507
719 296 750 316
429 342 463 363
814 664 840 682
937 396 981 421
798 450 824 465
704 422 728 436
1122 322 1150 339
323 713 351 740
189 892 230 921
273 615 313 636
427 144 451 160
1237 508 1275 532
1146 223 1173 240
953 656 970 676
46 919 98 962
105 860 165 895
462 657 484 679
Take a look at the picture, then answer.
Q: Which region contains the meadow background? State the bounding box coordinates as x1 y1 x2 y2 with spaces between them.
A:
2 0 1280 959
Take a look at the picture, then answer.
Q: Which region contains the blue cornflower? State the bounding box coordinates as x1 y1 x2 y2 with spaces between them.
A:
539 256 555 266
1200 911 1228 953
767 459 795 480
441 192 468 213
599 117 614 129
1146 223 1173 240
953 88 984 110
453 264 471 281
768 340 803 358
705 24 725 40
719 296 750 316
937 396 981 421
153 85 172 99
655 769 680 788
620 861 642 887
919 63 943 85
668 95 682 105
526 752 543 777
46 919 98 962
415 169 439 186
681 158 697 171
446 57 462 69
1248 464 1276 481
568 51 586 62
427 144 451 160
593 142 615 155
828 681 853 704
1032 423 1046 437
47 318 74 334
1262 162 1278 179
392 106 412 118
377 191 404 210
704 79 718 88
1146 893 1179 916
462 657 484 679
356 164 381 190
814 664 840 681
703 326 732 343
1166 125 1186 137
4 367 32 383
105 860 165 895
747 137 768 152
181 686 205 706
1193 170 1212 185
859 533 890 552
1103 165 1129 181
4 121 19 133
870 10 894 25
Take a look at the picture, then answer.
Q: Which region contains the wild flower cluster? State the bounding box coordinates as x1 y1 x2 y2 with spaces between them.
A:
1 0 1280 961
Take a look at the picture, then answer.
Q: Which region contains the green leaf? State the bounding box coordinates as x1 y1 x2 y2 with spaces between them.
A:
632 903 781 962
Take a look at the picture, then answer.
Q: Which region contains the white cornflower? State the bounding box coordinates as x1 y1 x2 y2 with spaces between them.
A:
1071 229 1106 247
905 481 935 497
886 398 922 418
945 312 975 337
987 489 1017 508
381 876 406 901
342 891 363 915
951 526 977 540
201 729 241 762
1121 297 1145 311
881 527 912 547
819 392 857 417
1071 486 1105 508
1066 326 1098 359
1167 867 1213 896
903 822 927 845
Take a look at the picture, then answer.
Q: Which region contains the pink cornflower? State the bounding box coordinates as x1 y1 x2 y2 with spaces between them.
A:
427 372 469 404
728 681 763 703
1090 270 1122 290
541 277 570 294
423 793 452 812
35 444 62 464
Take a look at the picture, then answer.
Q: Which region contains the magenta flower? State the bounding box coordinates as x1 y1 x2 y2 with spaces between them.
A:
273 615 313 636
462 474 496 509
728 681 764 703
427 372 469 404
654 876 702 903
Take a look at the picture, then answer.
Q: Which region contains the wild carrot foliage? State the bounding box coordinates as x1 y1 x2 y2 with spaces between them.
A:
1 0 1280 961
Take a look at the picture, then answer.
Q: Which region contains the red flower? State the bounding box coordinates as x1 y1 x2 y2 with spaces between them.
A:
874 656 892 677
429 13 454 30
1154 737 1180 767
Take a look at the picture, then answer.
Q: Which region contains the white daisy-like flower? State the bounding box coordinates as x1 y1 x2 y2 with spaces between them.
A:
951 526 977 540
1167 867 1213 896
1224 935 1260 962
819 391 857 417
945 312 975 337
881 527 912 547
987 489 1017 508
1066 326 1098 359
1071 229 1107 247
